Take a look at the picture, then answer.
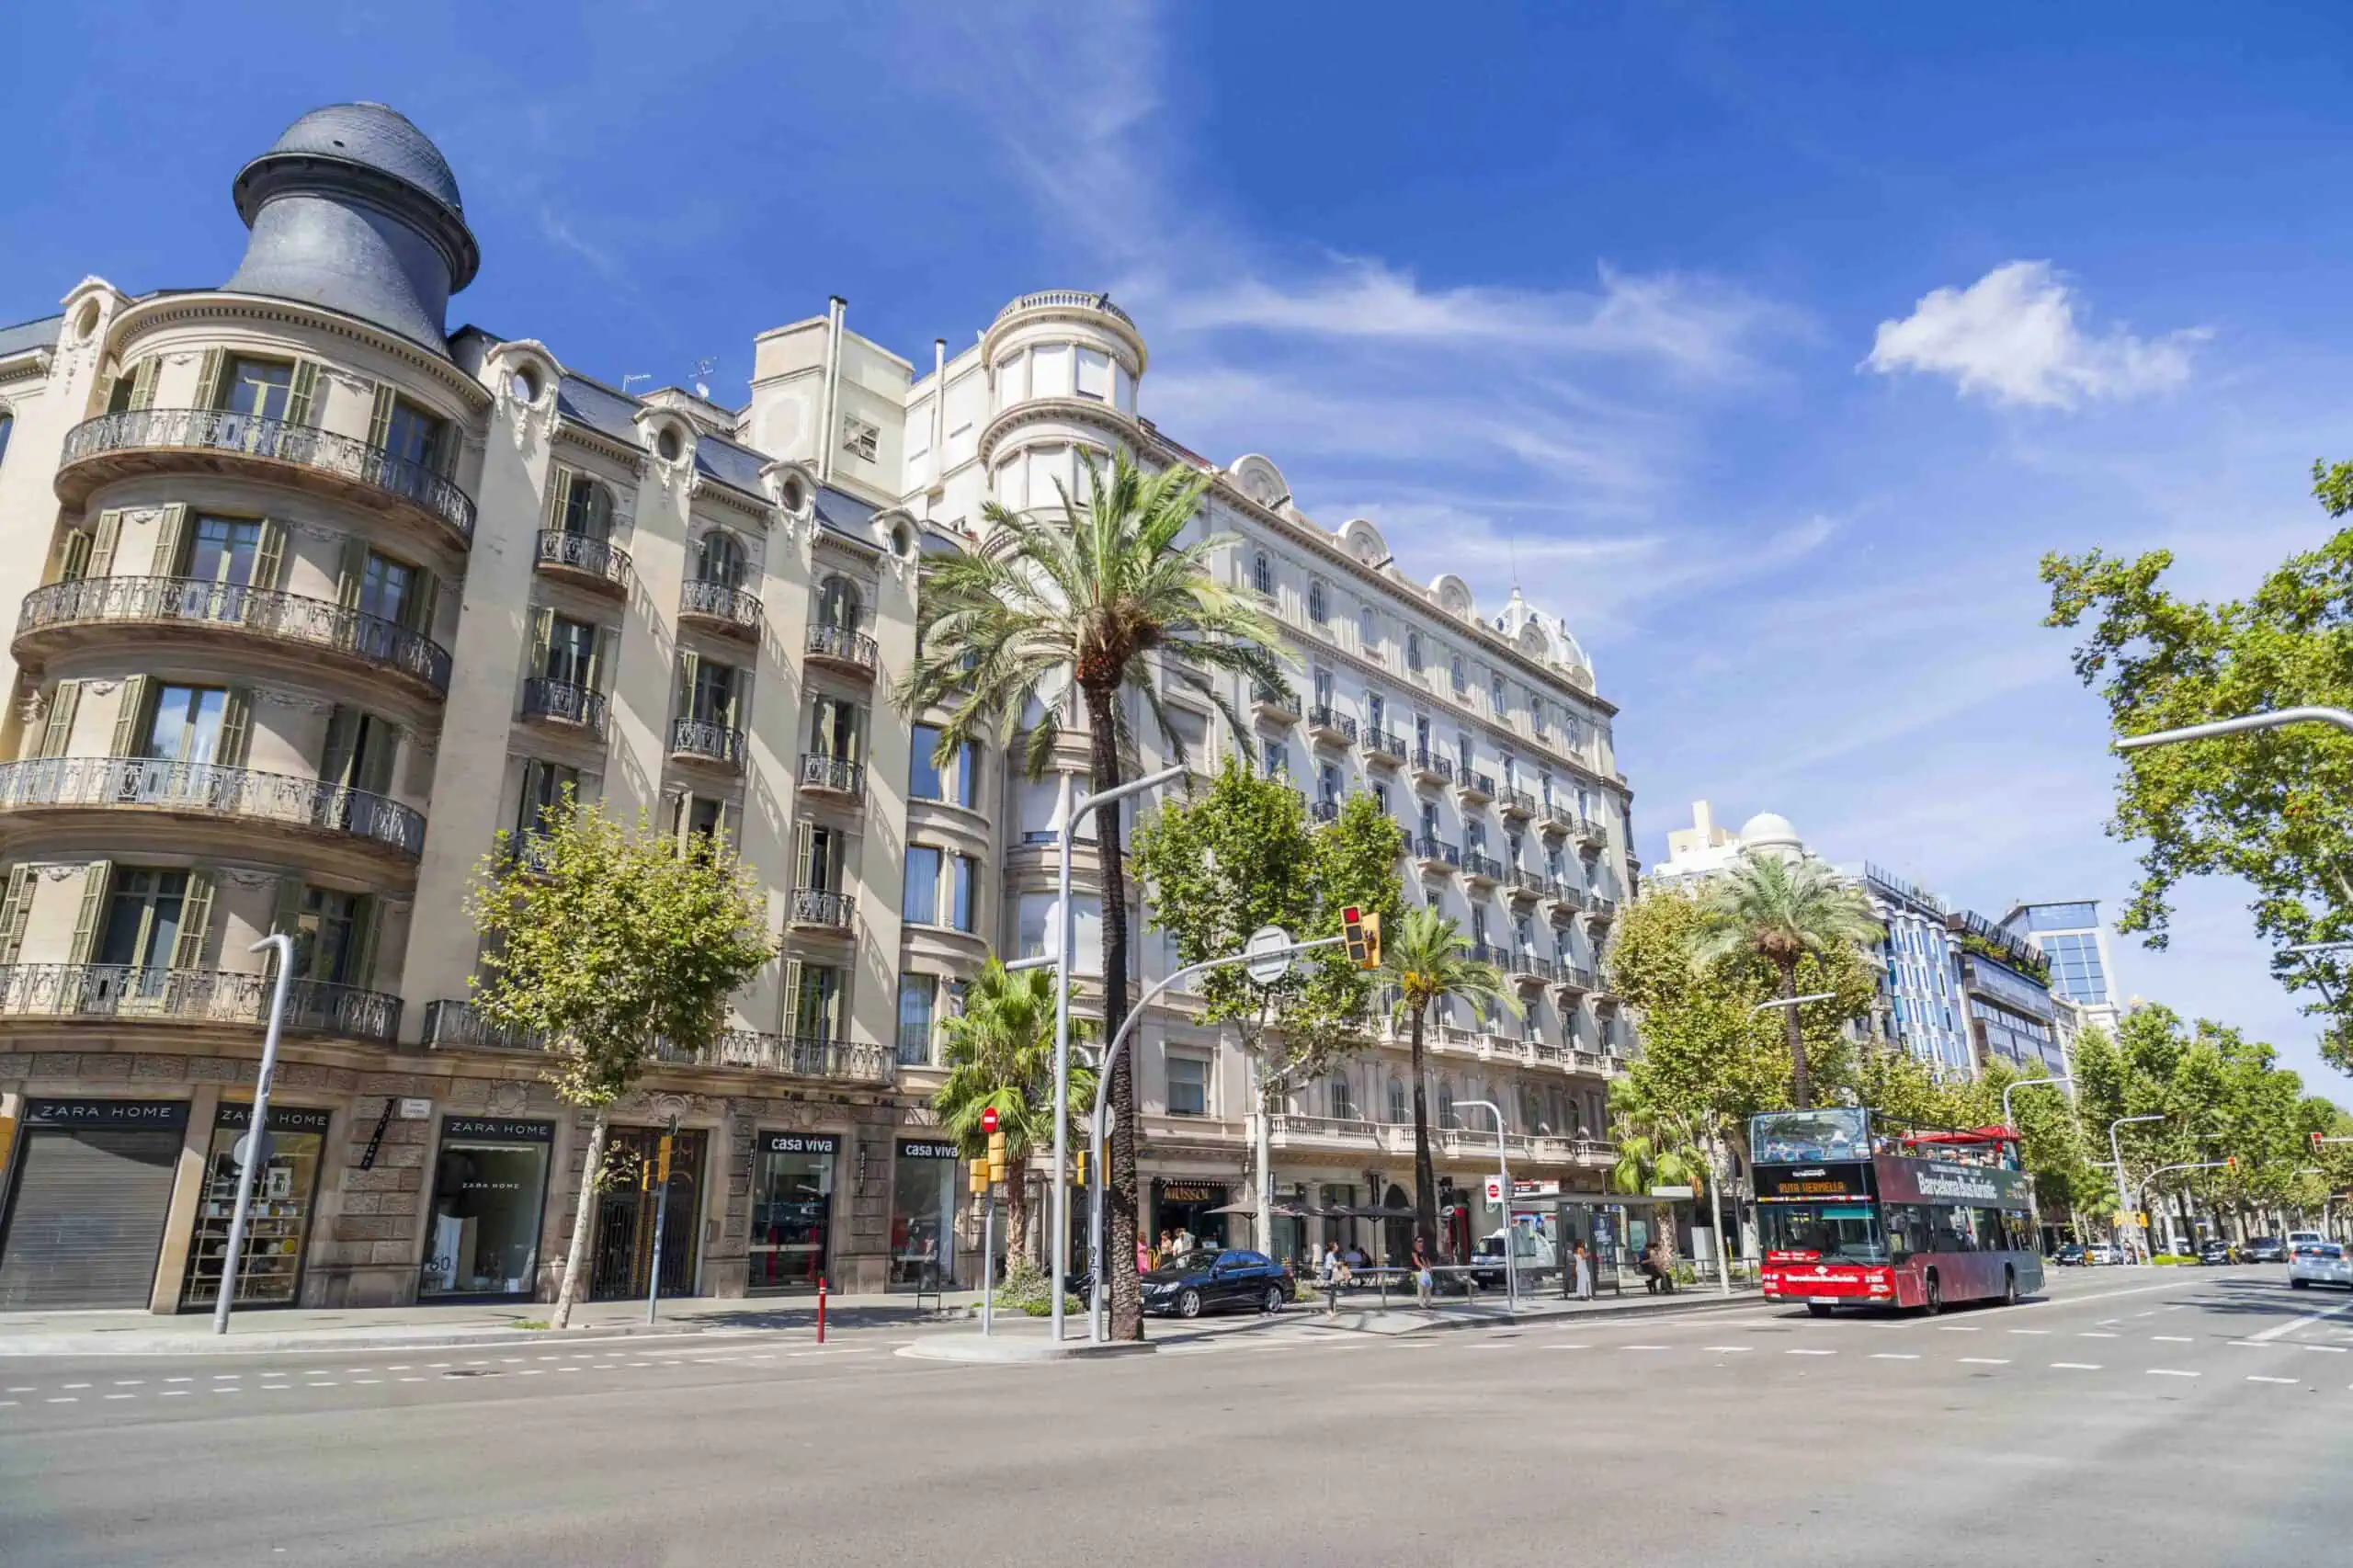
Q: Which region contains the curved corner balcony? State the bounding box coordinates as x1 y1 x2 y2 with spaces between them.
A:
668 717 746 771
0 963 400 1042
534 529 632 596
679 579 761 640
0 756 425 859
58 409 475 548
520 676 608 740
994 290 1137 329
17 576 452 699
805 623 878 677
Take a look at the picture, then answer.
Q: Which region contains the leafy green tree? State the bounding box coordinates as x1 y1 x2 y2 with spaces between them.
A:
1131 761 1405 1249
468 793 772 1329
932 961 1097 1267
893 452 1289 1341
1605 1072 1715 1201
1374 905 1516 1255
1689 853 1884 1108
2042 463 2353 1071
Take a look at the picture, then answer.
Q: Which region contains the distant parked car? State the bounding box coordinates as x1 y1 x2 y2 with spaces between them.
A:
2287 1229 2328 1253
2197 1238 2236 1266
2290 1242 2352 1290
2052 1243 2087 1267
2243 1236 2289 1264
2084 1242 2126 1267
1140 1248 1294 1319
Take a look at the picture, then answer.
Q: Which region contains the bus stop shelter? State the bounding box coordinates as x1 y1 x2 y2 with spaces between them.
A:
1534 1192 1689 1296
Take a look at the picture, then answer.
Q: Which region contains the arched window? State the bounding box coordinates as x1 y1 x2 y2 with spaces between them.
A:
562 474 614 540
1251 550 1273 597
1449 653 1467 694
815 574 861 631
1522 1087 1544 1133
1307 578 1329 625
1358 603 1377 651
1328 1074 1355 1120
1405 631 1424 672
0 409 14 472
698 530 746 589
1387 1077 1409 1124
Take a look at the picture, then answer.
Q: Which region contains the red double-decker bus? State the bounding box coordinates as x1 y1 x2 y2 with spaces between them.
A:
1750 1108 2044 1316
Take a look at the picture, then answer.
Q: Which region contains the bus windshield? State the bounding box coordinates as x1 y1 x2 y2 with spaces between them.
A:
1759 1203 1887 1264
1751 1108 1870 1165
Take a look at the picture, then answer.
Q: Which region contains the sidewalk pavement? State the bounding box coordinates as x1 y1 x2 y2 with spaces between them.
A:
0 1278 1764 1358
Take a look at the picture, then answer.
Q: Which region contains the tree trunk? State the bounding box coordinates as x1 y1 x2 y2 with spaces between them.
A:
1255 1065 1275 1257
1409 1005 1438 1263
551 1107 609 1331
1084 687 1143 1341
1005 1153 1030 1269
1780 962 1812 1109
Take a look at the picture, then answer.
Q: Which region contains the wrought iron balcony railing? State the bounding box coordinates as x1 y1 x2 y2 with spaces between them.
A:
1361 728 1407 763
61 409 476 543
1412 835 1461 869
679 578 762 634
1461 850 1505 882
0 964 399 1041
1460 771 1495 801
669 717 746 769
1508 868 1548 900
798 754 866 797
0 756 424 857
1497 787 1538 817
1306 705 1358 743
420 1002 893 1083
790 887 855 928
535 528 632 592
806 623 878 674
1411 747 1455 784
17 576 451 694
521 676 608 737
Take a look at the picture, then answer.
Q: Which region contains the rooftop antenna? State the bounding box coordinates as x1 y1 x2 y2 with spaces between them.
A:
692 357 717 401
621 374 651 395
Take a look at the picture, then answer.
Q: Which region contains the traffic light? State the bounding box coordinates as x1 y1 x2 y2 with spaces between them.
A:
2226 1155 2238 1172
968 1157 989 1196
1341 906 1381 970
986 1129 1007 1185
1074 1149 1087 1187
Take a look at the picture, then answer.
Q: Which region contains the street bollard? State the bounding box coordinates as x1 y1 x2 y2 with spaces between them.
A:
817 1277 827 1344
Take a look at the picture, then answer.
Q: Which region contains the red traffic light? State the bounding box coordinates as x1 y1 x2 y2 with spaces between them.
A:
980 1107 999 1134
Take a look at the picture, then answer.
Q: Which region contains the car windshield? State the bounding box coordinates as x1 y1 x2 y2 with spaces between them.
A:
1760 1203 1887 1263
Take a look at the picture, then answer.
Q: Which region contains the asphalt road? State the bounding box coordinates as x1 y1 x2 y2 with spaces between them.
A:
3 1267 2348 1567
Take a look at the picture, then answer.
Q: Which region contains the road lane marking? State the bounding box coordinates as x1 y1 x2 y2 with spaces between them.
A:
517 1369 544 1376
103 1393 135 1401
112 1380 142 1387
2051 1362 2102 1370
61 1382 90 1390
1787 1348 1836 1357
1620 1345 1671 1351
2153 1335 2193 1343
0 1401 16 1407
5 1386 33 1392
306 1381 338 1388
385 1364 411 1371
211 1388 240 1395
2248 1375 2299 1384
212 1374 239 1381
2080 1332 2119 1338
1936 1326 1980 1333
399 1377 426 1383
1872 1353 1921 1360
2305 1345 2348 1354
159 1391 188 1398
2249 1298 2353 1344
1545 1344 1591 1351
352 1378 382 1385
1703 1346 1749 1353
46 1397 77 1404
1959 1357 2010 1365
2148 1369 2199 1378
2007 1329 2050 1336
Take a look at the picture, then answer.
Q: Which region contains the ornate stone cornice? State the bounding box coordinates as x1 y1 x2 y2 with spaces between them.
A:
975 396 1141 469
108 293 492 413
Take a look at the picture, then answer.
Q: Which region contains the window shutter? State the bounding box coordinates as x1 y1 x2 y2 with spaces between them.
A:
39 681 81 759
367 383 396 451
847 703 866 764
170 869 216 970
272 875 306 944
335 536 369 608
108 676 150 758
218 687 253 769
253 519 288 592
67 861 111 966
55 529 94 585
547 468 574 530
794 821 815 891
128 356 161 411
713 798 731 846
724 668 747 732
406 571 439 638
320 706 359 789
780 959 804 1039
430 419 460 479
285 360 323 427
193 349 225 411
530 608 554 675
0 866 34 964
349 896 383 990
673 651 699 723
358 722 400 796
88 510 124 578
150 503 188 578
668 790 692 850
590 626 619 694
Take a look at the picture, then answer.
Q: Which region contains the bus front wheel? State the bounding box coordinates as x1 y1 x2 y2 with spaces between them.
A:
1921 1272 1942 1315
2002 1267 2018 1307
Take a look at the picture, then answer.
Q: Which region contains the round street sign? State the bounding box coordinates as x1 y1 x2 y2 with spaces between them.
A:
233 1131 275 1169
980 1107 999 1134
1245 925 1295 987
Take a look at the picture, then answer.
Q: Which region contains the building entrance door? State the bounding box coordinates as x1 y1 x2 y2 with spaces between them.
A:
588 1126 706 1301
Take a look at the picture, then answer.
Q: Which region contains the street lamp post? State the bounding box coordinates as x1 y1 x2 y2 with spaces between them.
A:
2112 707 2353 753
213 934 294 1335
1045 764 1186 1343
2108 1113 2166 1263
2002 1075 2071 1130
1461 1098 1515 1312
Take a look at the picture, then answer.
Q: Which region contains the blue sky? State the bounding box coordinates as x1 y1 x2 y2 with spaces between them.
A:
10 1 2353 1101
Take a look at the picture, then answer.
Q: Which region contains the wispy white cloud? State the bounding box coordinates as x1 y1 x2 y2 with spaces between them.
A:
1863 260 2206 409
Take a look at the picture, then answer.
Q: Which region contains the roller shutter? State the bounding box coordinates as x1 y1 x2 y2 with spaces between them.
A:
0 1101 187 1311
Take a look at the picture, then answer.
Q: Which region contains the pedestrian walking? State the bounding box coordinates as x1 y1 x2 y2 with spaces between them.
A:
1319 1242 1348 1315
1411 1234 1435 1308
1573 1241 1594 1301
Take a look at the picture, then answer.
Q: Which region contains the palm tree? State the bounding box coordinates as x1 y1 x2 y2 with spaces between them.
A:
1690 851 1883 1109
895 453 1289 1340
932 961 1096 1268
1375 905 1517 1258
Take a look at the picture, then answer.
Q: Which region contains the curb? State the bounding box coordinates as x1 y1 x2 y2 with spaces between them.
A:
0 1320 778 1358
1319 1290 1767 1339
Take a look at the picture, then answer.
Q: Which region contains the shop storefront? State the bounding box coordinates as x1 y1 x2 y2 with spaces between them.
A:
889 1136 960 1290
0 1098 188 1312
748 1131 836 1291
420 1118 555 1301
180 1103 332 1310
1152 1179 1233 1252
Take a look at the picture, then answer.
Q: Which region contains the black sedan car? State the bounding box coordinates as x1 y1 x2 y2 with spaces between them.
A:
1140 1249 1295 1319
2198 1238 2236 1266
2052 1243 2087 1267
2243 1236 2289 1264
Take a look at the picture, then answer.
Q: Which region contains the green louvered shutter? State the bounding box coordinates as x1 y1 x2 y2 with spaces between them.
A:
39 682 81 759
0 866 34 965
367 384 396 452
127 356 160 411
272 878 308 972
285 360 323 427
193 349 225 410
88 510 125 578
349 896 383 990
150 503 188 578
675 650 698 722
793 820 816 891
406 571 439 638
356 721 400 797
547 469 574 531
780 959 803 1038
253 519 288 592
218 688 253 769
320 706 360 790
66 861 111 966
335 537 369 609
170 869 215 970
55 529 94 585
529 608 554 676
590 626 619 695
108 676 150 758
